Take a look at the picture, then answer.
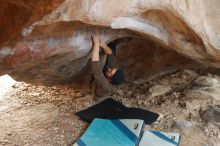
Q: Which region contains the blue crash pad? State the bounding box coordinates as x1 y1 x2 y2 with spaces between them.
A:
139 130 181 146
73 118 144 146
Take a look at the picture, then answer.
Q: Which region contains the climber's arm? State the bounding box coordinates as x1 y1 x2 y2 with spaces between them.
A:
91 34 113 91
91 34 100 61
100 42 112 55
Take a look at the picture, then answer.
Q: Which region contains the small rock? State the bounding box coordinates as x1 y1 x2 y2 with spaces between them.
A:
23 101 28 104
204 127 209 133
194 76 218 87
12 83 19 88
178 101 186 108
173 100 179 107
183 69 199 78
21 87 28 91
116 90 123 96
172 92 178 98
137 100 143 105
203 88 220 101
75 92 84 98
200 106 220 126
148 85 172 97
127 91 132 95
185 90 218 101
0 140 10 145
29 92 41 97
173 120 197 129
6 131 12 136
185 100 201 111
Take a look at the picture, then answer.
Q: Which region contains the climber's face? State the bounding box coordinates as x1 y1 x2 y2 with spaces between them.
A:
105 68 117 80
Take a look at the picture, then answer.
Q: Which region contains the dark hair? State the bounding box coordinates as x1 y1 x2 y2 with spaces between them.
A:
111 69 124 85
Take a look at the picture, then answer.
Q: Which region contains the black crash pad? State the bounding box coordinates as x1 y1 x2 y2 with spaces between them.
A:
75 98 159 124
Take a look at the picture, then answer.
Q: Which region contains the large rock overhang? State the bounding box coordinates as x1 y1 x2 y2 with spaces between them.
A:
0 0 220 87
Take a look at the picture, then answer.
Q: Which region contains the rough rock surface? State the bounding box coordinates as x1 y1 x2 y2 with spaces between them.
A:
186 75 220 101
1 0 220 85
148 84 172 97
194 76 219 87
200 106 220 126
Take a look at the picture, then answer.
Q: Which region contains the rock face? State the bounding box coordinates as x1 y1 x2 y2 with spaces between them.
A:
0 0 220 86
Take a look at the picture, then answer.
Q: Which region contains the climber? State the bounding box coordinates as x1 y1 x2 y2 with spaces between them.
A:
91 34 124 100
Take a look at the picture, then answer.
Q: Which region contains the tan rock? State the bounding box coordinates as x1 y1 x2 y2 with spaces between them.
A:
1 0 220 85
194 76 218 87
149 85 172 97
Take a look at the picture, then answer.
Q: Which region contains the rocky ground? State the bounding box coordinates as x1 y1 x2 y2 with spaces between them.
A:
0 69 220 146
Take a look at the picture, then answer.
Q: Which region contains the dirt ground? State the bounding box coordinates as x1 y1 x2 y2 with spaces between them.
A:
0 69 219 146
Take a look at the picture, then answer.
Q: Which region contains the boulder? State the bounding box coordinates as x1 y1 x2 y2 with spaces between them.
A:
200 106 220 126
1 0 220 85
173 120 197 129
194 76 219 87
148 85 172 97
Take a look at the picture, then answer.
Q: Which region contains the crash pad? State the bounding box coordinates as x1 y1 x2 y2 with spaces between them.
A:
75 98 159 124
139 130 181 146
73 118 144 146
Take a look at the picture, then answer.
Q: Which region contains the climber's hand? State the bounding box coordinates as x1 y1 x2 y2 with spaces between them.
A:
92 33 100 45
